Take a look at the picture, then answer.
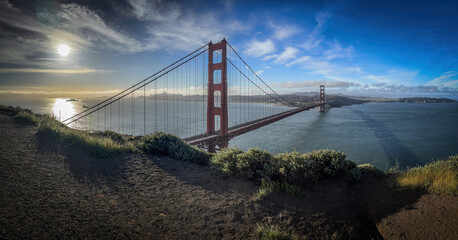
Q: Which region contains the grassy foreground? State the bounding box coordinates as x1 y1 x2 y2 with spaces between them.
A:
393 155 457 195
1 105 457 197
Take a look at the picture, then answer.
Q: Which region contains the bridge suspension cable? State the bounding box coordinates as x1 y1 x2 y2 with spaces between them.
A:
64 38 326 151
62 43 209 125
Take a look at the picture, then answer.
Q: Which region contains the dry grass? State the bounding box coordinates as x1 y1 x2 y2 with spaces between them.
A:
395 155 457 195
255 223 297 240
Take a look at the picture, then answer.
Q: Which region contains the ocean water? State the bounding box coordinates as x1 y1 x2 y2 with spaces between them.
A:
1 98 457 170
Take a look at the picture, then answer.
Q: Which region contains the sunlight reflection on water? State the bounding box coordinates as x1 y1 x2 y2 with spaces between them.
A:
52 98 76 122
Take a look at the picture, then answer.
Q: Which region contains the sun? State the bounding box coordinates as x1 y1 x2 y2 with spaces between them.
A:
57 44 71 56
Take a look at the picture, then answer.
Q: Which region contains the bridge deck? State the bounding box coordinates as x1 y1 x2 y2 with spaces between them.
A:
183 103 324 147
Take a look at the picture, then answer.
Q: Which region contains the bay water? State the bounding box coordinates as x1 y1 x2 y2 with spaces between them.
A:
1 98 457 170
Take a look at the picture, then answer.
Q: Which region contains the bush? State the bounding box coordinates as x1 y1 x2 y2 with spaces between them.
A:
212 148 361 190
0 105 22 116
211 147 244 175
257 179 303 199
140 132 210 165
211 147 274 179
274 150 361 186
358 163 385 178
100 130 126 144
14 110 39 124
394 155 457 195
37 114 135 158
255 223 297 240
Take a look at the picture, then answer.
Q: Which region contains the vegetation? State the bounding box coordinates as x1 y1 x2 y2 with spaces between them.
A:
140 132 210 166
393 155 458 195
358 163 385 178
255 223 297 240
37 113 137 158
0 105 22 116
1 105 136 158
257 179 303 199
2 104 457 197
212 147 361 197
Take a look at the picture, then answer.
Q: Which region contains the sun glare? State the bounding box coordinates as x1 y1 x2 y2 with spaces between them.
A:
57 44 70 56
52 98 76 122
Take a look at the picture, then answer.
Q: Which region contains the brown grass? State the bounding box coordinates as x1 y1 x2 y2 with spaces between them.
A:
395 155 458 195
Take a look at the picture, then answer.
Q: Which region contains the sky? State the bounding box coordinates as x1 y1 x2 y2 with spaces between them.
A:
0 0 457 98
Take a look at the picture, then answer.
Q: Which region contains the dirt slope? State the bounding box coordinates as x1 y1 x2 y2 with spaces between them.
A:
0 113 456 239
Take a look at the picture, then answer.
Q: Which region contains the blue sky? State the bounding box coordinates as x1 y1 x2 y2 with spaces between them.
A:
0 0 457 98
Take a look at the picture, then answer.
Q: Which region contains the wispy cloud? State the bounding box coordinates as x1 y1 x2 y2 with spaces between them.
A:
273 47 299 64
58 3 143 53
426 71 458 87
126 0 181 22
365 68 420 84
301 11 329 51
269 22 300 40
0 68 98 74
244 39 276 58
324 40 354 60
279 80 360 88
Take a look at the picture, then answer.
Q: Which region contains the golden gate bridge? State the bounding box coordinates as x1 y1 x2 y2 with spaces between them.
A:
62 39 327 152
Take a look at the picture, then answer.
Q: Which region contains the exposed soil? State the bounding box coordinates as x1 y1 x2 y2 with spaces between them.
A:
0 113 457 239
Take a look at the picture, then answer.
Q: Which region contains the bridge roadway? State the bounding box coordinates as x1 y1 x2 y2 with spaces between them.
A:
183 102 325 148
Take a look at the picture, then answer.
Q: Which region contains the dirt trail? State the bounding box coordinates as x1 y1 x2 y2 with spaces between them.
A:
0 113 456 239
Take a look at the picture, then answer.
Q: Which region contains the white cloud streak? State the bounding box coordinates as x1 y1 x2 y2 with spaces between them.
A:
273 47 299 64
426 71 458 88
280 80 360 88
0 68 98 74
244 39 276 58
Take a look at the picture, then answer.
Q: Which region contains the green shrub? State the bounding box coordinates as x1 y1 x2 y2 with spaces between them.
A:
211 147 244 175
274 150 361 186
0 105 22 116
257 179 303 199
100 130 126 144
255 223 297 240
358 163 385 178
213 148 361 191
140 132 210 165
14 110 39 124
37 114 135 158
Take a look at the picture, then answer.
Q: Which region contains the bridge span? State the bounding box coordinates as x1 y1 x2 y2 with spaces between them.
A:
63 39 328 152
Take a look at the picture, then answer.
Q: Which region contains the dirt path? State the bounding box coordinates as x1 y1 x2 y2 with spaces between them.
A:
0 113 456 239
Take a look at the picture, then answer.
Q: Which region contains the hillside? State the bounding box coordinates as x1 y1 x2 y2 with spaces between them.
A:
0 108 457 239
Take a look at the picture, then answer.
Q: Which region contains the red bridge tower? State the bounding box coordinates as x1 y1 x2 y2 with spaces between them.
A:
206 39 229 152
319 85 327 112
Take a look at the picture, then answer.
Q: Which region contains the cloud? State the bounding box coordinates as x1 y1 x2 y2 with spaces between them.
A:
279 80 360 89
58 3 143 52
285 56 311 67
244 39 276 58
126 0 181 22
324 40 354 60
269 22 300 40
426 71 458 87
362 83 458 95
365 69 419 84
273 47 299 64
301 11 330 51
0 68 98 74
123 0 246 52
0 0 246 69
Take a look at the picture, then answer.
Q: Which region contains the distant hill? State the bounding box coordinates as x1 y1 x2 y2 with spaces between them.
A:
280 94 370 108
372 97 457 103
